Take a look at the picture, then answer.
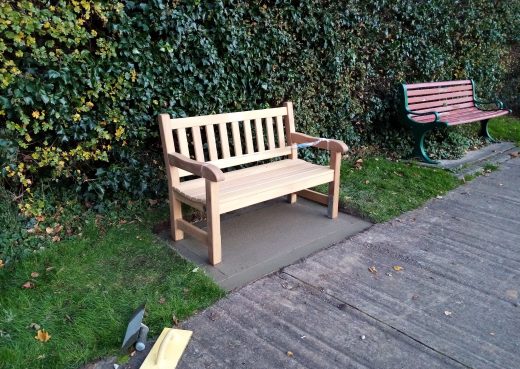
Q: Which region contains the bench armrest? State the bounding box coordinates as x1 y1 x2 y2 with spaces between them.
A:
290 132 348 153
474 98 505 110
406 109 440 123
168 152 225 182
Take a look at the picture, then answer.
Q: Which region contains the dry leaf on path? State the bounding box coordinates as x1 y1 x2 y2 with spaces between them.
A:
393 266 403 271
368 266 377 274
35 329 51 342
444 310 452 316
287 351 294 358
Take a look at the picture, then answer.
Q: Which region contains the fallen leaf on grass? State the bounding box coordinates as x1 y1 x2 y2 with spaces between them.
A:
368 266 377 274
148 199 158 206
35 329 51 342
354 159 363 170
172 314 180 326
192 267 199 273
158 297 166 304
392 266 403 272
364 180 370 185
22 281 34 289
0 259 4 268
31 272 40 278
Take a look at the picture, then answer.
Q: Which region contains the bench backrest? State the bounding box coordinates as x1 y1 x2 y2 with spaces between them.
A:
159 102 297 178
402 80 475 114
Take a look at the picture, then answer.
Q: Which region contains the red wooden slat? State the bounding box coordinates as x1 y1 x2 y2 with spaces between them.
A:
447 110 509 125
406 85 473 97
408 96 474 110
411 107 478 123
412 102 475 114
408 90 473 104
405 80 472 89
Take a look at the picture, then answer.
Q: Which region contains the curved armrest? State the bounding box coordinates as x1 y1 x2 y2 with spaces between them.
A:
474 98 505 110
406 109 440 123
168 152 225 182
290 132 348 153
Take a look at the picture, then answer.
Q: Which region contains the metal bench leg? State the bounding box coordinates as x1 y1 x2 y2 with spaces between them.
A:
479 119 496 142
412 127 438 164
170 190 184 241
206 180 222 265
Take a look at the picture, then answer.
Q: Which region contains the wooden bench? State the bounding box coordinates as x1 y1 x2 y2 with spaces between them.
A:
400 79 511 163
159 102 348 265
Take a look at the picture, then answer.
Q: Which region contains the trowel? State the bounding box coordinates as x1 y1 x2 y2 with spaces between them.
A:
122 304 149 352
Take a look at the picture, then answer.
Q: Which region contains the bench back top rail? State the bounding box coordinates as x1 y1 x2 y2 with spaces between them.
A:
402 80 476 114
159 103 296 178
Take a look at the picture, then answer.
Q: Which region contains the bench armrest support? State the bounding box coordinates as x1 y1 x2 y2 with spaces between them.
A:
406 109 440 123
290 132 348 153
474 98 505 110
168 152 225 182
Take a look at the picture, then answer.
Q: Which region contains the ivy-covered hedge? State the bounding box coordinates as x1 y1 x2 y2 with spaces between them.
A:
1 0 519 214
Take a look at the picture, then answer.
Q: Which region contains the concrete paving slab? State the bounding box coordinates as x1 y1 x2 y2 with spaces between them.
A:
417 142 518 179
167 157 520 369
162 197 372 291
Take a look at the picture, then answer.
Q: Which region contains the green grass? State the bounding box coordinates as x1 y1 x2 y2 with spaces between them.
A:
0 208 224 369
318 158 460 223
489 116 520 145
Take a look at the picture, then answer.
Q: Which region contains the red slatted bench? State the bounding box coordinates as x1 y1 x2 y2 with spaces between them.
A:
400 79 511 163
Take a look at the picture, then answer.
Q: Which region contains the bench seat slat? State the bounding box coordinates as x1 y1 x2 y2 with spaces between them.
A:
175 159 334 214
411 107 509 125
412 101 476 114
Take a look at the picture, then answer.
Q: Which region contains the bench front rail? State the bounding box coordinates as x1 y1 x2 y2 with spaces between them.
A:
400 79 510 163
159 102 347 265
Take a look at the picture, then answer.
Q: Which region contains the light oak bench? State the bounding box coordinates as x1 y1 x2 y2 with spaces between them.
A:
159 102 348 265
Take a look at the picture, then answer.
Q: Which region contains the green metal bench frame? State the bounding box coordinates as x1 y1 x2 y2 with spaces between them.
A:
400 79 511 164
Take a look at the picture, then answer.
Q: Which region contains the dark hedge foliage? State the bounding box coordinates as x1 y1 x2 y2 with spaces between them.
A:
1 0 519 212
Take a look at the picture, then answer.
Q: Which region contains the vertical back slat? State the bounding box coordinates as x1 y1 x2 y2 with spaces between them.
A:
231 121 242 156
206 124 218 161
191 126 204 161
275 116 285 148
177 128 190 157
266 117 275 149
218 123 231 158
254 118 265 152
243 119 254 154
283 102 297 159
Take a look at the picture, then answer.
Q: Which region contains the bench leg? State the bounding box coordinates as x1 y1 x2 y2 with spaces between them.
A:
328 151 341 219
206 180 222 265
479 119 496 142
287 193 297 204
169 190 184 241
412 127 437 164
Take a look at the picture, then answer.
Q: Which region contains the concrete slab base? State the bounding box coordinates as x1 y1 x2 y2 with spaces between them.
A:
418 142 518 178
161 197 372 291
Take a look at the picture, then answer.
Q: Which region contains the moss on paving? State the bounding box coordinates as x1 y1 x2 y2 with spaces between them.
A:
0 208 224 369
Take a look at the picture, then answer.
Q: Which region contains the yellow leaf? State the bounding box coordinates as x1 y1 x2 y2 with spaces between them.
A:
393 266 403 271
35 329 51 342
0 259 4 268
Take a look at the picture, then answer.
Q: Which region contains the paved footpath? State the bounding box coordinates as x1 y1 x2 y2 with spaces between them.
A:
177 157 520 369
